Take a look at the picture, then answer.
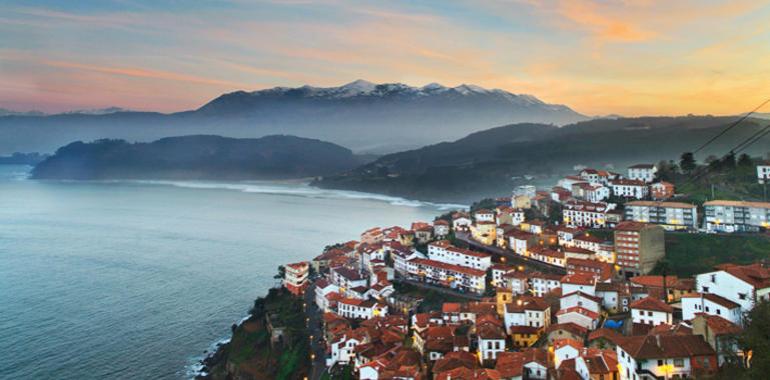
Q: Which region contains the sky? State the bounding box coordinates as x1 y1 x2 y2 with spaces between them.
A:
1 0 770 116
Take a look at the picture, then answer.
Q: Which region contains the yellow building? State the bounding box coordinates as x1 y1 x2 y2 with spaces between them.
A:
509 326 540 348
470 221 496 246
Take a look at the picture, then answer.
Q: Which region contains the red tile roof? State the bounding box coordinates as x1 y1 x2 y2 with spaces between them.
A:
630 296 673 313
617 334 716 360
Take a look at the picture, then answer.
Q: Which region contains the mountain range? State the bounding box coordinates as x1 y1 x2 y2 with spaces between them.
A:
0 80 587 155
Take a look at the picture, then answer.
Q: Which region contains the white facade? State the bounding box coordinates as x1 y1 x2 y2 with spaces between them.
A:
696 269 768 312
474 210 496 223
758 165 770 183
560 292 600 313
478 335 506 362
337 299 388 320
427 242 492 270
631 307 671 326
703 200 770 233
624 202 698 230
682 294 742 325
610 180 649 199
617 346 691 380
627 165 657 183
530 275 561 297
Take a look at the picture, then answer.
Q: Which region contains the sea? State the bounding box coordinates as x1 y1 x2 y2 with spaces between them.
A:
0 165 460 379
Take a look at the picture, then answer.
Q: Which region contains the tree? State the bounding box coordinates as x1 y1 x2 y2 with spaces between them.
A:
738 300 770 378
274 265 286 280
738 153 753 167
680 152 696 173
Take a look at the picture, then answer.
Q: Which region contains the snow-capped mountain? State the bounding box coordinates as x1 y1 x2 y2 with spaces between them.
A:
0 80 587 154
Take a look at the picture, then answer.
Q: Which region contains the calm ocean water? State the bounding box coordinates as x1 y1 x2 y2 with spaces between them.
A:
0 165 454 379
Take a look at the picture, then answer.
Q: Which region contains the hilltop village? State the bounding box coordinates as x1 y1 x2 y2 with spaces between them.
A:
276 162 770 380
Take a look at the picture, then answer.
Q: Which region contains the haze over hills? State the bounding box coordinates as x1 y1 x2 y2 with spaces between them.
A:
315 115 770 203
31 135 362 180
0 80 587 155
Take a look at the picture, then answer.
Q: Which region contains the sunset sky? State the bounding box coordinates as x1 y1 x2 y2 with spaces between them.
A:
2 0 770 116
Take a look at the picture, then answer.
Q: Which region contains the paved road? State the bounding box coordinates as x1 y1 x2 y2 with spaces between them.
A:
394 277 483 301
455 232 566 275
304 282 327 380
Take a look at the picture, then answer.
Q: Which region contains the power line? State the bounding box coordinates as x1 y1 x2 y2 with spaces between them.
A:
692 97 770 154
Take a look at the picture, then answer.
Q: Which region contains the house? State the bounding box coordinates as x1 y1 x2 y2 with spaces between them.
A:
509 325 540 348
560 291 601 314
434 367 502 380
428 240 493 270
574 349 620 380
630 296 673 326
330 267 368 292
616 334 717 380
556 226 581 246
682 292 742 326
556 306 600 331
553 339 583 369
546 323 588 346
337 298 388 320
572 234 603 253
314 279 341 311
573 183 611 203
452 212 473 232
624 201 698 231
563 246 596 262
703 200 770 233
691 313 744 367
327 329 368 366
404 258 487 294
614 221 666 277
411 221 434 244
561 273 597 297
588 328 624 350
695 263 770 312
562 200 616 228
595 282 631 314
627 163 657 183
566 258 614 283
497 206 526 226
361 227 384 245
757 163 770 183
433 219 450 238
474 209 496 223
552 186 573 203
507 230 537 256
503 271 530 296
470 221 497 246
610 179 649 199
496 349 549 380
650 181 675 200
530 272 562 297
477 317 507 363
503 296 551 332
490 264 516 288
391 246 426 276
630 275 694 303
283 261 310 296
528 246 565 267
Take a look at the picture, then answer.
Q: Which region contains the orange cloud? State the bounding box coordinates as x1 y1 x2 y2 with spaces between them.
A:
43 60 243 87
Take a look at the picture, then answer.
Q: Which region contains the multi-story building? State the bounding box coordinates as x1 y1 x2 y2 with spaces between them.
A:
610 179 649 199
624 201 698 231
337 298 388 320
703 200 770 233
630 296 673 326
682 293 742 325
613 221 665 277
405 258 487 294
283 261 310 295
695 263 770 312
616 335 717 380
427 240 492 270
562 200 616 228
473 209 496 223
627 163 657 183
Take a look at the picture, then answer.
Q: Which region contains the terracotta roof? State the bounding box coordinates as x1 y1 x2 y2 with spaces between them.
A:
561 273 597 286
588 328 624 343
716 263 770 289
617 334 716 359
433 350 479 373
561 291 602 303
630 296 673 313
625 200 696 209
694 313 742 335
704 200 770 209
554 338 584 350
614 221 655 231
434 367 501 380
409 258 487 277
630 275 680 288
556 306 600 320
681 292 741 309
508 325 540 334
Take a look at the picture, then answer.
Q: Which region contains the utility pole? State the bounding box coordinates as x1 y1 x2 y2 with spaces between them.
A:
711 183 715 200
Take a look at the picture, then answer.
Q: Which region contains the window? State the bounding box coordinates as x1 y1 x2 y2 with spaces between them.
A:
658 360 664 366
674 358 684 367
739 293 747 300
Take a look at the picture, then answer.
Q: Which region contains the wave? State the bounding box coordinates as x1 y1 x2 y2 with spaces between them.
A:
131 179 468 211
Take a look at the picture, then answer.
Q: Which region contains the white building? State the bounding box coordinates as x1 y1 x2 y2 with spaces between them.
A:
530 273 562 297
503 296 551 331
696 263 770 312
627 164 657 183
556 307 600 330
610 179 649 199
758 164 770 183
283 261 310 295
630 296 673 326
474 209 496 223
681 292 742 325
703 200 770 233
477 321 507 362
391 247 425 276
427 240 492 270
560 291 601 314
337 298 388 320
562 200 616 228
405 258 487 294
452 213 472 231
624 201 698 231
617 335 716 380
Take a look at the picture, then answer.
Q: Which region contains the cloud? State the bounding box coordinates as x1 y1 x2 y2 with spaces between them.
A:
43 60 243 87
